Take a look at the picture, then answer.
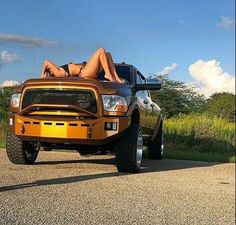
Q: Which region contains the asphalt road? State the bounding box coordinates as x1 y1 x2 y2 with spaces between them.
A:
0 150 235 225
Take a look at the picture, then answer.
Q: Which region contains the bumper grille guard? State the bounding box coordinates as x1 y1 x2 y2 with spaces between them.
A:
18 104 99 118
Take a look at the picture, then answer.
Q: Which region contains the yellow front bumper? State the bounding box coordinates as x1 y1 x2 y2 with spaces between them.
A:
12 115 131 141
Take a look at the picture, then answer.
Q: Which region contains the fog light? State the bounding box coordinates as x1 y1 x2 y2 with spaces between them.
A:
9 118 13 126
105 122 117 131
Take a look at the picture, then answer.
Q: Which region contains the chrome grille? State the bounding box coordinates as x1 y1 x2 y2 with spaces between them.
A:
22 88 97 113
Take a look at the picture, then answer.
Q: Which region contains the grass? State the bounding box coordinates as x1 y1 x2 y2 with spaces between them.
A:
164 148 235 163
0 135 5 148
162 114 235 163
142 113 235 163
143 147 235 163
163 114 235 153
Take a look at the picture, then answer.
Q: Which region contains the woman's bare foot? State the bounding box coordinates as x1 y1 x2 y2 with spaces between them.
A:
104 74 116 82
117 78 126 83
105 74 125 83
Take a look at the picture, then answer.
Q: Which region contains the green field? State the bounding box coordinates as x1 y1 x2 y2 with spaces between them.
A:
142 113 235 162
164 114 235 152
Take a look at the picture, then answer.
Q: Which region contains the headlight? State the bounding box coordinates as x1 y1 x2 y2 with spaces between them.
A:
10 93 21 109
102 95 128 112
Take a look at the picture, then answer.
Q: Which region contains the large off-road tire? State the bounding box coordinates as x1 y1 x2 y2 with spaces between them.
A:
6 132 39 164
115 124 143 173
148 121 164 160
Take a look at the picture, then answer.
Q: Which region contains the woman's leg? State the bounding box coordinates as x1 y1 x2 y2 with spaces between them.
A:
81 48 112 79
81 48 123 82
106 52 123 83
41 60 66 78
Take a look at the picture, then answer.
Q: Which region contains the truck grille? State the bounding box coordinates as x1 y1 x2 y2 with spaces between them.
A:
22 88 97 113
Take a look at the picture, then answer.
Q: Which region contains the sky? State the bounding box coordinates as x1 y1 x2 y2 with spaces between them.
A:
0 0 235 96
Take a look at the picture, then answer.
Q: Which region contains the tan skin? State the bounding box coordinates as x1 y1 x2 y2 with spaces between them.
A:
40 48 124 83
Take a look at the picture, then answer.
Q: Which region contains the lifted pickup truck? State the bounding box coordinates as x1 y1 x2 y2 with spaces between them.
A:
6 63 163 173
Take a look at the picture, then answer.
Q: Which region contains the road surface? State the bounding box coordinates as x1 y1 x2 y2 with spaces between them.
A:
0 150 235 225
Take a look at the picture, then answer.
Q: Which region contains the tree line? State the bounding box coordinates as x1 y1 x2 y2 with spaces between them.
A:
151 75 235 122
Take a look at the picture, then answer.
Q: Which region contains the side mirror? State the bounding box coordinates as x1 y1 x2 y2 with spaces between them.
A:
135 79 161 91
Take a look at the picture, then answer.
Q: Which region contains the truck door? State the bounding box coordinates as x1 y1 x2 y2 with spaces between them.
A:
135 71 160 133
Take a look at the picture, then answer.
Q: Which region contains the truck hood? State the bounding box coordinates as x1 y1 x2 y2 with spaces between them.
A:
16 77 132 95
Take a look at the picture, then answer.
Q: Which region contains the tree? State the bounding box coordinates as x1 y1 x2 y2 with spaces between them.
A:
0 87 14 133
205 92 235 122
150 75 206 118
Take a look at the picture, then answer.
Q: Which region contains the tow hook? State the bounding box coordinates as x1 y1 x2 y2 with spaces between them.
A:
88 127 92 138
21 125 25 134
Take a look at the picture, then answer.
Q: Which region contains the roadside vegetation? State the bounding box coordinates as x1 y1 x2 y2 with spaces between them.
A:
164 114 235 162
150 75 235 163
0 136 5 148
0 87 13 148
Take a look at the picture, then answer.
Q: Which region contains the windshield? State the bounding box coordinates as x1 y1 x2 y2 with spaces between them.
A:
98 65 131 83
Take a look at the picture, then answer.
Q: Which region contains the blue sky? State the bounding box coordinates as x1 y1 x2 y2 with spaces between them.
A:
0 0 235 96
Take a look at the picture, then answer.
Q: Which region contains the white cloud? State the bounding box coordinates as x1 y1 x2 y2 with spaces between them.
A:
159 63 178 75
0 50 19 64
217 16 235 30
1 80 20 88
189 59 235 97
0 33 59 47
0 50 20 70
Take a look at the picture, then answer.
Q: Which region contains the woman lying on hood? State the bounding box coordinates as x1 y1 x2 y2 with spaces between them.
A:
40 48 124 83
